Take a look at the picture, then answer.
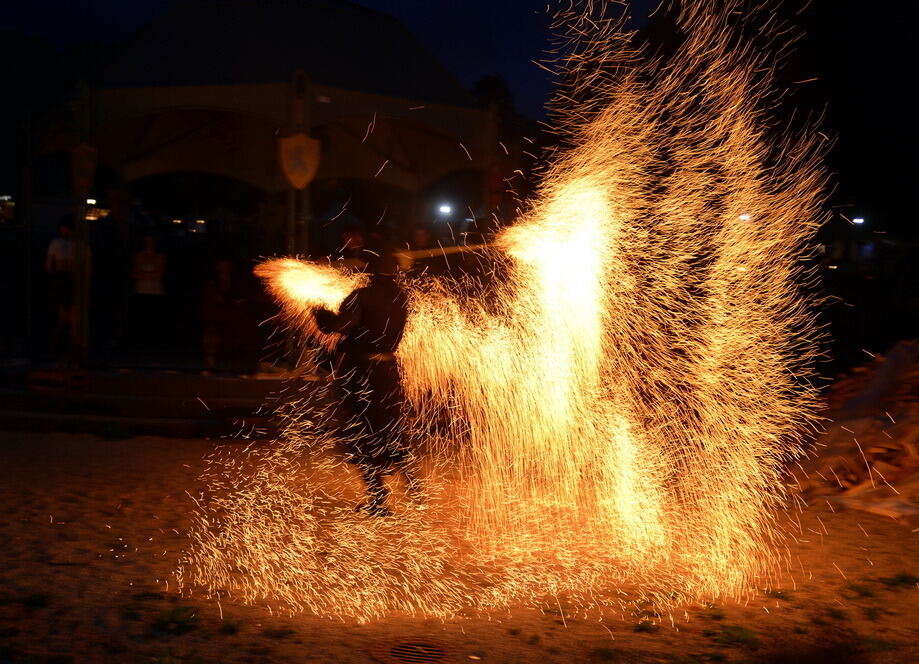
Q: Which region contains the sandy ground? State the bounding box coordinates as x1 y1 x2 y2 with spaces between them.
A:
1 431 917 664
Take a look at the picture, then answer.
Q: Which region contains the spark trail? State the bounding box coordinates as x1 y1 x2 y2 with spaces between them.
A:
179 0 828 619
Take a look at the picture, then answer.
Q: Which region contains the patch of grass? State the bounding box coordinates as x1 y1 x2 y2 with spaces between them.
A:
862 637 898 652
712 624 760 649
702 607 725 621
0 645 73 664
826 607 848 621
219 618 241 635
147 649 204 664
878 573 919 588
861 606 882 621
589 647 618 661
763 589 791 600
121 604 143 621
506 627 521 636
634 621 659 633
705 654 728 663
792 625 808 634
526 634 541 646
152 607 199 635
669 657 703 664
133 592 165 601
262 627 294 639
0 643 22 660
843 583 874 598
21 593 51 609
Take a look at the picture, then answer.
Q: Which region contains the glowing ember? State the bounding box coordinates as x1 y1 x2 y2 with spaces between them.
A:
178 0 827 619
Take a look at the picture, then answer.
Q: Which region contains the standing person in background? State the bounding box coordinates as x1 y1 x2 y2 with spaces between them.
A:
45 217 90 364
200 259 260 371
131 234 167 350
337 227 369 272
409 225 433 252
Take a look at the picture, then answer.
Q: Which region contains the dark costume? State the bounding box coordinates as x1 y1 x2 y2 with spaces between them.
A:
315 266 413 515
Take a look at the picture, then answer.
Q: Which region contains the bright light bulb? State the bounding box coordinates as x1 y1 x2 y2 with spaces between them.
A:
438 204 452 215
852 217 864 225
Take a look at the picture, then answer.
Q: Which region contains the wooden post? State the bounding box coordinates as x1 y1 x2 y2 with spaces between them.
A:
71 83 95 367
23 112 34 358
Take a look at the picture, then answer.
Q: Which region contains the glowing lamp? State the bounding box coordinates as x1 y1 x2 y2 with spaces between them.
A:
438 204 452 215
853 217 865 225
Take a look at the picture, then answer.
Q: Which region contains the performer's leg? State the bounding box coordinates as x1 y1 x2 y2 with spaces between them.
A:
394 457 422 500
356 463 391 516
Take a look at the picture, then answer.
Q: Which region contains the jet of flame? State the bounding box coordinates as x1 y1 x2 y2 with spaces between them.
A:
179 0 828 619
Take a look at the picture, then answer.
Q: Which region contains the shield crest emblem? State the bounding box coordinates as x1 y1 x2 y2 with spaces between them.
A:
279 133 320 190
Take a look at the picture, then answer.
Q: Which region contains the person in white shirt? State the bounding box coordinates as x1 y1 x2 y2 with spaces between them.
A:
45 217 91 361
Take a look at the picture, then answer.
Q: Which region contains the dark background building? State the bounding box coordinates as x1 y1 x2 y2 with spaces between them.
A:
0 0 530 364
0 0 915 373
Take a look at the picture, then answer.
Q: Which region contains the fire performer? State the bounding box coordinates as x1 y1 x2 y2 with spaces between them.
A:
314 251 415 516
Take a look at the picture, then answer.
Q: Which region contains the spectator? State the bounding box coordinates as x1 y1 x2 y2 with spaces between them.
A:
45 217 90 363
199 259 259 370
131 234 167 349
409 225 433 251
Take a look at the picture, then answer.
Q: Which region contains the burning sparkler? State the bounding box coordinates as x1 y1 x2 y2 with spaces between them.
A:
179 0 828 620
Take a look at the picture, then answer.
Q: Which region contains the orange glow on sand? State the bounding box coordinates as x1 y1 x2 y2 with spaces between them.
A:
178 0 828 620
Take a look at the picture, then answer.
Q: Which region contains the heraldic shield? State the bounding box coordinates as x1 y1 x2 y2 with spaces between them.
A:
279 133 321 190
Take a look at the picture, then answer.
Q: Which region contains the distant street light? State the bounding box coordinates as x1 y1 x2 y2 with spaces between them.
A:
853 217 865 225
438 204 452 215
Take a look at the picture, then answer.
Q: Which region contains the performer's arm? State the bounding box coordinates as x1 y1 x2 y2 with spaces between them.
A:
315 290 361 334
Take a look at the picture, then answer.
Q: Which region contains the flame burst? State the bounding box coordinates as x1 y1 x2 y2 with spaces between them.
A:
179 0 828 619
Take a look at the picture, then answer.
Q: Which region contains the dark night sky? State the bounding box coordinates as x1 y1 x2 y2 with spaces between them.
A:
2 0 659 118
2 0 914 229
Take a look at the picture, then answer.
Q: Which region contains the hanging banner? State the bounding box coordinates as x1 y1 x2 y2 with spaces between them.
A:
279 133 320 190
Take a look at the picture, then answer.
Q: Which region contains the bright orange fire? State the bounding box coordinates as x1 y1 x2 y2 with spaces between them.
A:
178 0 827 620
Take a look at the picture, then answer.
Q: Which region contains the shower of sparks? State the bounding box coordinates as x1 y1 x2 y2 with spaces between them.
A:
254 258 366 350
178 0 828 620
